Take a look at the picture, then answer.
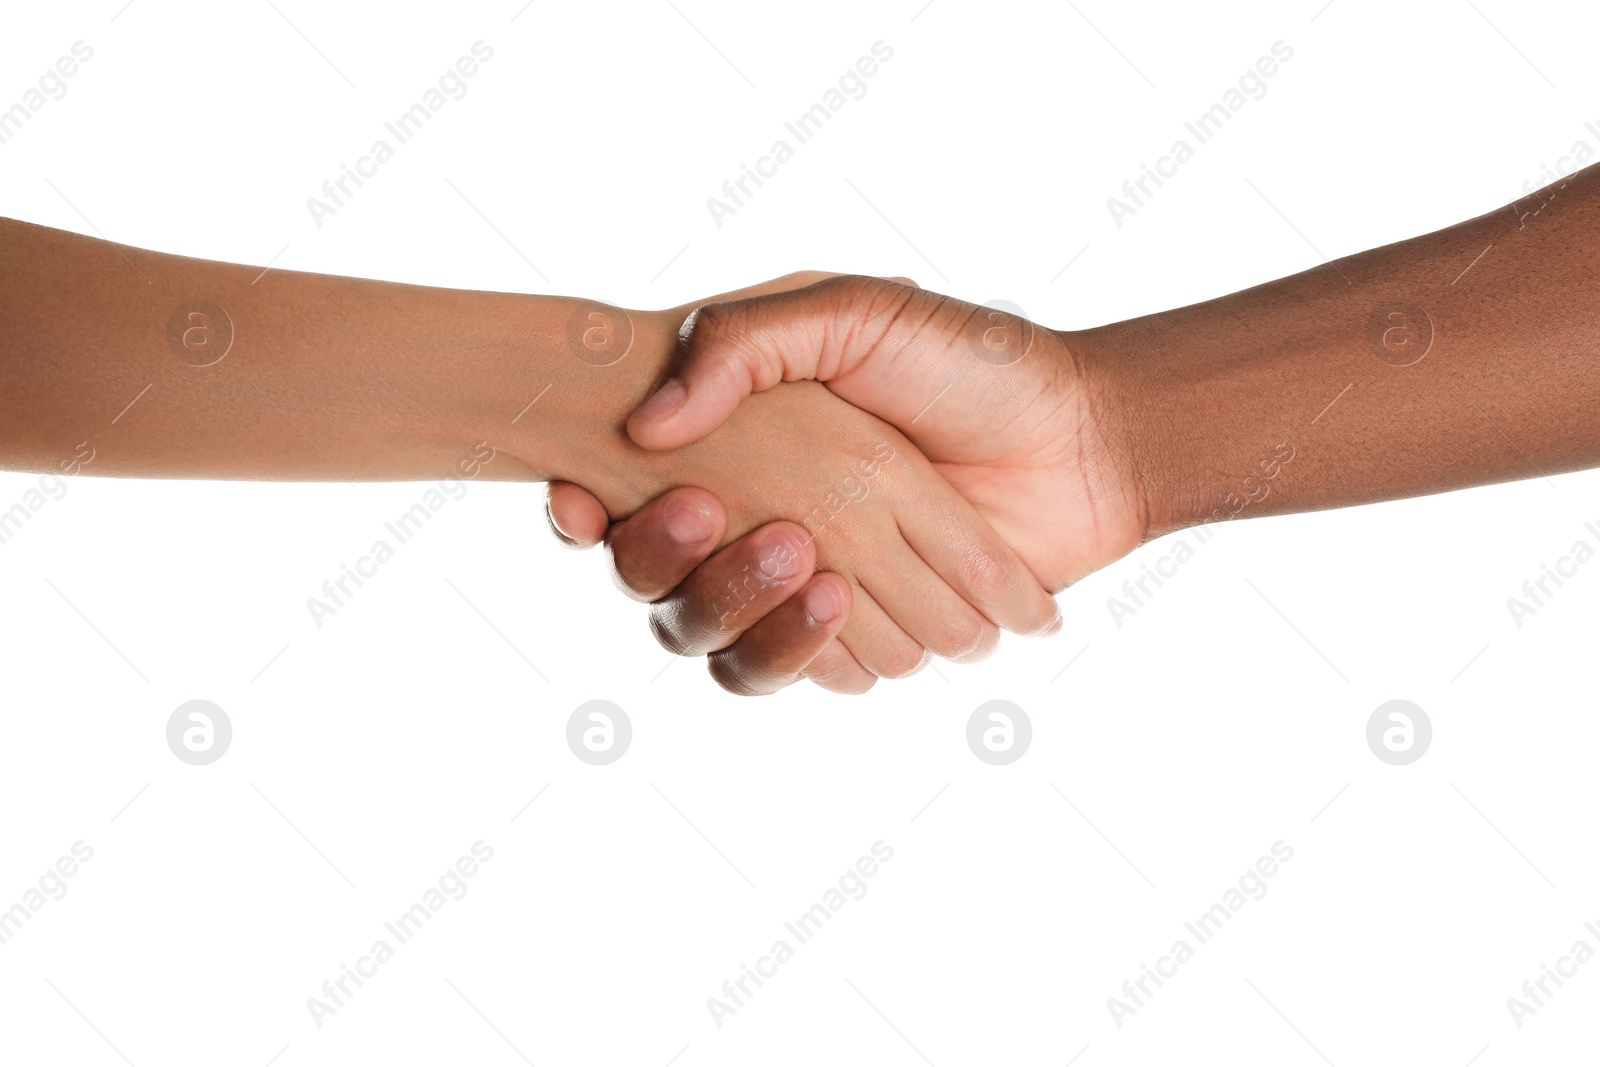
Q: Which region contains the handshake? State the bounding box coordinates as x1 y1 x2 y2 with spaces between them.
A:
8 160 1587 691
531 272 1152 696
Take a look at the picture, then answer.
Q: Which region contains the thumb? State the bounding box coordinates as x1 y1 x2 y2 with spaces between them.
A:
627 275 914 451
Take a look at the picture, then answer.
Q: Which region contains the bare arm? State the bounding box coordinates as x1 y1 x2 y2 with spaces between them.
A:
0 216 626 485
1086 164 1600 537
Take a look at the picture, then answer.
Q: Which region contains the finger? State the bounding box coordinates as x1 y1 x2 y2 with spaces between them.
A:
837 583 930 680
648 520 817 655
858 535 1000 663
629 275 916 451
801 637 877 694
893 476 1063 638
706 573 851 696
545 481 612 549
603 487 727 602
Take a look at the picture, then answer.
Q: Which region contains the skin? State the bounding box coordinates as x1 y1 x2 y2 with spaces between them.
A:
0 221 1062 679
552 161 1600 694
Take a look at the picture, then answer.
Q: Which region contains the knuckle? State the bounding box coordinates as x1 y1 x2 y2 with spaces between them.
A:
934 618 997 662
801 642 868 694
876 642 930 680
968 623 1002 660
927 621 975 660
961 546 1018 605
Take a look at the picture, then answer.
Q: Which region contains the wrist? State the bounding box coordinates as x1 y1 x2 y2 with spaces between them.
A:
1070 316 1218 542
1050 322 1167 547
479 296 682 511
1066 311 1306 542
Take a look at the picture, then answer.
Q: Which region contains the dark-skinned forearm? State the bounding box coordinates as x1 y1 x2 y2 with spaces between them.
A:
1075 165 1600 539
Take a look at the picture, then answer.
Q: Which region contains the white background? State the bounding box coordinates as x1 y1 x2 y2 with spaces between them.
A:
2 1 1597 1064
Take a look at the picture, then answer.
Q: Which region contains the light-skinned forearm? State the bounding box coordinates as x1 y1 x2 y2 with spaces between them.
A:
0 216 679 499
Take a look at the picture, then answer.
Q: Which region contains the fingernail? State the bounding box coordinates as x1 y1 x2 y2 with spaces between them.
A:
662 499 713 545
1044 612 1063 636
634 378 687 423
758 531 804 581
805 580 843 624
